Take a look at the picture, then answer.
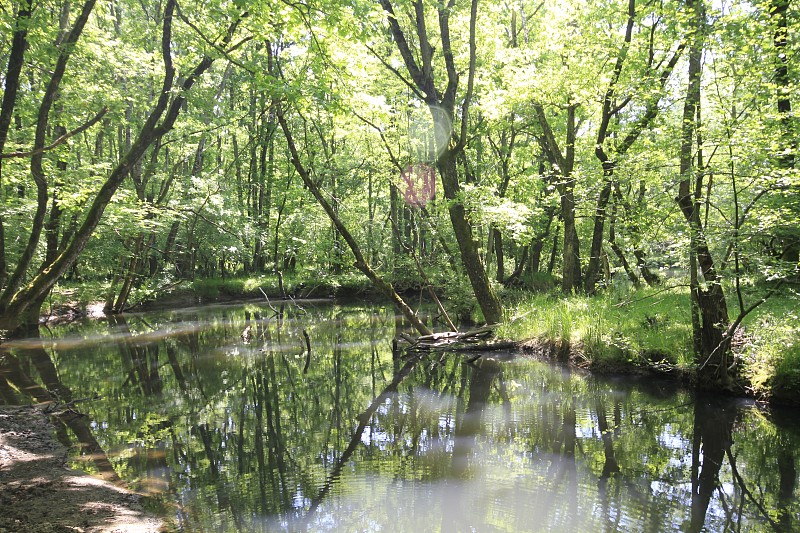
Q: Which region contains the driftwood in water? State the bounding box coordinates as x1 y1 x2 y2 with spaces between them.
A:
401 326 516 353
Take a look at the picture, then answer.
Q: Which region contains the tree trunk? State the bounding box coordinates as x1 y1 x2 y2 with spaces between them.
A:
439 152 503 323
0 0 33 289
561 179 582 292
534 103 580 293
111 234 145 312
607 197 640 286
492 228 505 283
770 0 798 263
584 171 613 294
278 110 432 336
548 225 560 275
0 0 97 311
588 0 684 293
378 0 502 325
676 0 731 387
772 0 794 169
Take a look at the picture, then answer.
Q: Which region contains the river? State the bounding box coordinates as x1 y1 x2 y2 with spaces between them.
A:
1 300 798 531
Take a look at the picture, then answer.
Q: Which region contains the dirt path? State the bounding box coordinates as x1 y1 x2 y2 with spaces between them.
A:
0 406 164 532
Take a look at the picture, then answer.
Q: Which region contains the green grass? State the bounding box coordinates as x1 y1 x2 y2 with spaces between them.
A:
191 276 277 299
498 285 695 368
188 270 378 301
47 280 112 308
498 282 800 402
47 270 379 312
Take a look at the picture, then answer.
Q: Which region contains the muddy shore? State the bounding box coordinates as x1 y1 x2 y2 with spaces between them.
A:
0 405 164 533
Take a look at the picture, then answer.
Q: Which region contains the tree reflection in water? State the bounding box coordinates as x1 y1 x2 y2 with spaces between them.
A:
1 302 798 531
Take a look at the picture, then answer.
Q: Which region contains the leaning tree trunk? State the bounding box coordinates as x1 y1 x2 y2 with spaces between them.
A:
278 110 433 336
439 152 503 323
585 0 636 294
0 0 34 290
0 0 98 312
378 0 503 325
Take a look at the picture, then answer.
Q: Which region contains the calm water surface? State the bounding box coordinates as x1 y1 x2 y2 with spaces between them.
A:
2 300 798 532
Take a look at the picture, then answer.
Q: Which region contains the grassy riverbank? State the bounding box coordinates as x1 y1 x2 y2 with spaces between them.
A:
497 283 800 404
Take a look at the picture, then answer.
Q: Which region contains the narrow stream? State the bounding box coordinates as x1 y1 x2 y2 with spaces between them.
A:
2 300 798 531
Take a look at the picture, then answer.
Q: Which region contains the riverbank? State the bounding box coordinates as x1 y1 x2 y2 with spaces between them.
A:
0 406 164 532
4 279 797 530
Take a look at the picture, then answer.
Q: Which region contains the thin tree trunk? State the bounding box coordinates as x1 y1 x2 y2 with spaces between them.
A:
278 109 432 336
584 177 613 294
676 0 730 387
0 0 33 289
534 103 580 293
772 0 795 169
112 234 145 312
607 197 640 286
0 0 98 310
587 0 684 293
378 0 502 324
548 225 560 275
561 178 582 292
491 228 504 282
771 0 798 263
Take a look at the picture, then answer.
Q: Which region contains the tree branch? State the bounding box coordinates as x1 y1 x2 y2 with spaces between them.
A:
1 107 108 160
456 0 479 150
378 0 431 99
596 0 636 164
364 43 425 101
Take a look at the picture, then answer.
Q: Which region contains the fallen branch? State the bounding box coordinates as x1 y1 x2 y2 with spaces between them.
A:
403 326 514 353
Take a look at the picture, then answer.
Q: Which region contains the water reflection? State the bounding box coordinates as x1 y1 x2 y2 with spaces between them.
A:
1 301 798 531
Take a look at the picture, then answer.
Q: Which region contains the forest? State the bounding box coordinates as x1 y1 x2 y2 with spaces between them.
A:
0 0 798 396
